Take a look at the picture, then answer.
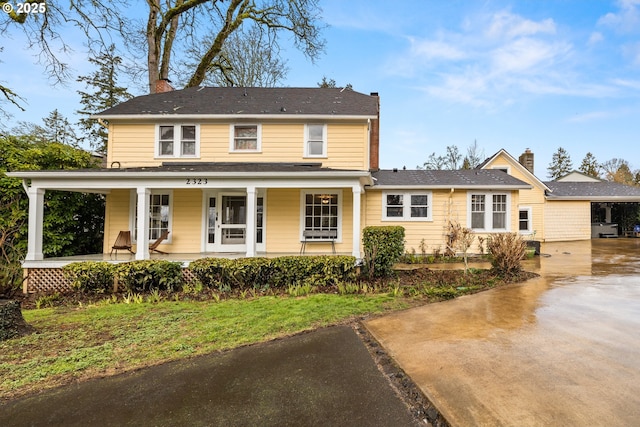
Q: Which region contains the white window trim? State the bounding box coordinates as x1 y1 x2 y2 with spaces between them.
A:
130 189 173 244
467 192 511 232
518 206 533 235
155 124 200 158
491 165 511 174
382 191 433 221
230 123 262 152
303 123 327 158
299 189 343 243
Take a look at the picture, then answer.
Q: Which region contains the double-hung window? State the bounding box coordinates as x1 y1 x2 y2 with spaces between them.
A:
469 193 510 231
231 124 261 151
383 192 432 221
519 207 532 234
305 124 327 157
157 125 198 158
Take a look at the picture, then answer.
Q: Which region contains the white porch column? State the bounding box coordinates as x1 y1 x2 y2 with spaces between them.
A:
26 187 45 261
352 185 362 258
245 186 257 257
136 187 150 260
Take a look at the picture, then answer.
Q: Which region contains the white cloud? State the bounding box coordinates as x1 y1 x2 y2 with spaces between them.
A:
612 78 640 89
588 32 604 46
567 111 612 123
408 38 466 61
598 0 640 33
490 38 570 74
486 11 556 39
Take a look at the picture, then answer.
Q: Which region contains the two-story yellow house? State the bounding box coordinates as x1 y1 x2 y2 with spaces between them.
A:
12 86 551 291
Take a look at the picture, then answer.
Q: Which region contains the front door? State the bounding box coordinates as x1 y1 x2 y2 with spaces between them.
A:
205 191 265 253
219 194 246 251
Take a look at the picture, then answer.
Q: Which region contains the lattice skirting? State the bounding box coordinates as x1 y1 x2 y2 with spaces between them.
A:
25 267 198 294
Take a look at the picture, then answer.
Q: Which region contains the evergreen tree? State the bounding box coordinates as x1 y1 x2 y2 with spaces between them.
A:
579 152 600 178
13 110 80 147
547 147 573 180
77 45 133 155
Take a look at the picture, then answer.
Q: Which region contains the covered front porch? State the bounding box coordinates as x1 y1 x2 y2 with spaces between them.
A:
10 163 372 292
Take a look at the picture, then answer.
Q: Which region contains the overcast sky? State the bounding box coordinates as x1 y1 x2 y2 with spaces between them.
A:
2 0 640 178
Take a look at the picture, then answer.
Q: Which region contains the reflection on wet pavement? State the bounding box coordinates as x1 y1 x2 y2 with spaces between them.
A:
365 239 640 427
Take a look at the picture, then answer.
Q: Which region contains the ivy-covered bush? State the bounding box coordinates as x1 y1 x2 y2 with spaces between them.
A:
115 260 183 292
362 226 405 278
189 255 357 291
63 261 116 293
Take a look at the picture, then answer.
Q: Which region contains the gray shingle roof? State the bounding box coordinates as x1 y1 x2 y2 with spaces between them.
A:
372 169 531 188
545 181 640 200
95 87 379 117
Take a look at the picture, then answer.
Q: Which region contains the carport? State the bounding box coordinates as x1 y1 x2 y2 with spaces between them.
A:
545 178 640 238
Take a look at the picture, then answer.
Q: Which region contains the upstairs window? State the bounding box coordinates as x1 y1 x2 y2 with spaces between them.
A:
383 192 432 221
305 124 327 157
157 125 199 158
231 124 261 151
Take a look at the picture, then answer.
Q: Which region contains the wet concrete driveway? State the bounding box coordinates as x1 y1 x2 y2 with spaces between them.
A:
366 239 640 427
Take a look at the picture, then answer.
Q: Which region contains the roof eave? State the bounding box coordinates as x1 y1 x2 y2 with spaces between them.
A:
91 114 377 121
370 184 533 190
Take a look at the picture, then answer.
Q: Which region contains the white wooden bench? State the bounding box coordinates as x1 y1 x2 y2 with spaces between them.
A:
300 230 337 254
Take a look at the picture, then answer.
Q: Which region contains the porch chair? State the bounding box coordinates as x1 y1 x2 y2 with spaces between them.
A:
111 230 134 255
149 230 170 254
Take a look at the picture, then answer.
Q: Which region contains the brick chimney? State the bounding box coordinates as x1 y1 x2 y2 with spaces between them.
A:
519 149 534 174
155 78 174 94
369 92 380 171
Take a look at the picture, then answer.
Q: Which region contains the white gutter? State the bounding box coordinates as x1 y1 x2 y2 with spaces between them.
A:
371 184 533 190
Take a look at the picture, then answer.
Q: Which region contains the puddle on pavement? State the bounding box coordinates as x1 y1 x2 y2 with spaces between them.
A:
365 238 640 426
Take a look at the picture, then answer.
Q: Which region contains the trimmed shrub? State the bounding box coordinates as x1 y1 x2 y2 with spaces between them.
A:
115 260 183 292
225 257 273 290
362 226 405 278
189 258 233 291
189 255 357 291
487 233 527 279
63 261 116 293
271 255 357 288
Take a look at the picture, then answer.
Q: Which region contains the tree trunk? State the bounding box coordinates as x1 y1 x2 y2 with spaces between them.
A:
0 300 35 341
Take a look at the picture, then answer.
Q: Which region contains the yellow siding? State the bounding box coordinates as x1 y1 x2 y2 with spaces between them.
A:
265 188 354 254
107 121 369 170
484 152 546 239
543 200 591 241
365 189 521 254
103 189 131 253
170 190 202 253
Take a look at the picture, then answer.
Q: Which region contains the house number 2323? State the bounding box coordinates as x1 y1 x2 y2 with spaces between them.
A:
185 178 208 185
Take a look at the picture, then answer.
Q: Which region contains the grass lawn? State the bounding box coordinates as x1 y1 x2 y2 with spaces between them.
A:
1 293 411 400
0 267 536 401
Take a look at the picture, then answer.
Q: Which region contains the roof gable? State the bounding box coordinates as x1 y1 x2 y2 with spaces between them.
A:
94 87 379 118
479 149 549 191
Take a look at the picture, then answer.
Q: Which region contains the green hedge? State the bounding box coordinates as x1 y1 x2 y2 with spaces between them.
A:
362 226 405 278
189 255 357 291
115 260 184 292
63 261 116 293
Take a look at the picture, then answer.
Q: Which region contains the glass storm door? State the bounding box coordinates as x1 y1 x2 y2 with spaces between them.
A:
219 194 246 251
205 192 264 253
